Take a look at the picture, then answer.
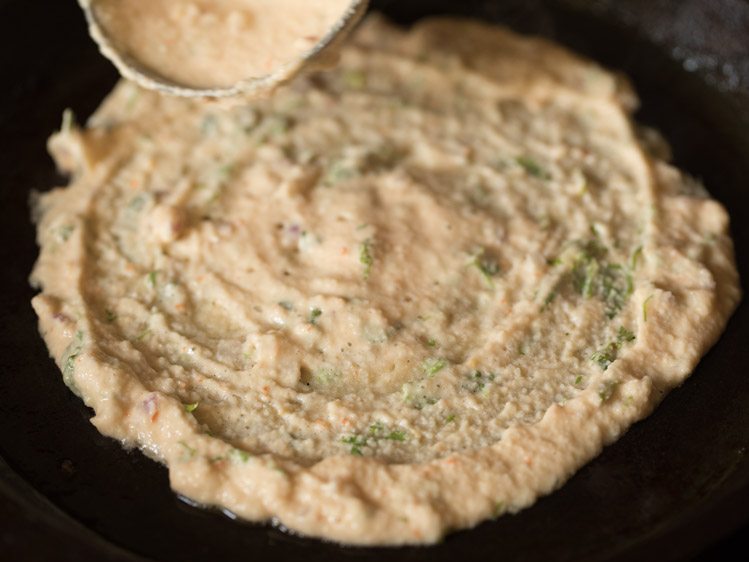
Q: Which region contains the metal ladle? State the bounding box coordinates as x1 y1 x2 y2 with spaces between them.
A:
78 0 369 98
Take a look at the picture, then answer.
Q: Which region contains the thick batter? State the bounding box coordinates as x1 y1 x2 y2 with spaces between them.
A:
31 17 740 545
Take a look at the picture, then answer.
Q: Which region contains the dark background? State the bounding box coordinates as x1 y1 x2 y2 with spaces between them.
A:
1 0 749 560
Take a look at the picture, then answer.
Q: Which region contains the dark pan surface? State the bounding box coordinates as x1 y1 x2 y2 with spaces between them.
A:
1 0 748 560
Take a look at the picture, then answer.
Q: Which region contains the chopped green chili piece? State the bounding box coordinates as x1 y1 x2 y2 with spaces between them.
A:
422 357 447 377
184 402 199 413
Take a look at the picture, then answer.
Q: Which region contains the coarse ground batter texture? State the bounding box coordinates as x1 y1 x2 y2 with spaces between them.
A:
30 17 741 545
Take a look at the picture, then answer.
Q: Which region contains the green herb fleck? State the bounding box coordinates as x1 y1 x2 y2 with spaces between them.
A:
178 441 196 460
314 367 339 385
343 69 367 89
463 370 496 393
309 308 322 325
591 326 636 370
60 108 75 133
598 379 620 402
469 247 500 286
445 414 457 424
422 357 447 377
128 195 147 212
184 402 199 413
642 294 654 322
516 156 550 179
568 239 634 318
135 327 151 341
574 374 585 387
360 239 374 279
426 338 438 348
57 224 75 242
630 246 644 270
385 429 407 442
200 114 218 136
323 160 358 186
105 309 117 323
61 331 84 394
493 501 506 518
542 290 558 309
147 271 158 287
617 326 636 344
341 435 367 456
591 343 618 371
230 448 251 463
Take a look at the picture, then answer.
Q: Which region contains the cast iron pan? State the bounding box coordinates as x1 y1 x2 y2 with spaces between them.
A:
1 0 748 560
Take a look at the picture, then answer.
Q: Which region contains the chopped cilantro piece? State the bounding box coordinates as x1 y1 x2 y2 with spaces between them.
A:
469 247 500 286
60 108 75 133
386 430 406 442
493 501 506 518
463 370 496 393
568 239 634 318
61 331 84 394
591 326 636 370
135 327 150 341
343 69 367 89
516 156 550 179
617 326 636 344
542 290 558 309
341 435 367 456
360 239 374 279
178 441 196 460
309 308 322 324
184 402 199 413
230 448 251 463
598 379 620 402
591 344 617 370
57 224 75 242
642 294 654 322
